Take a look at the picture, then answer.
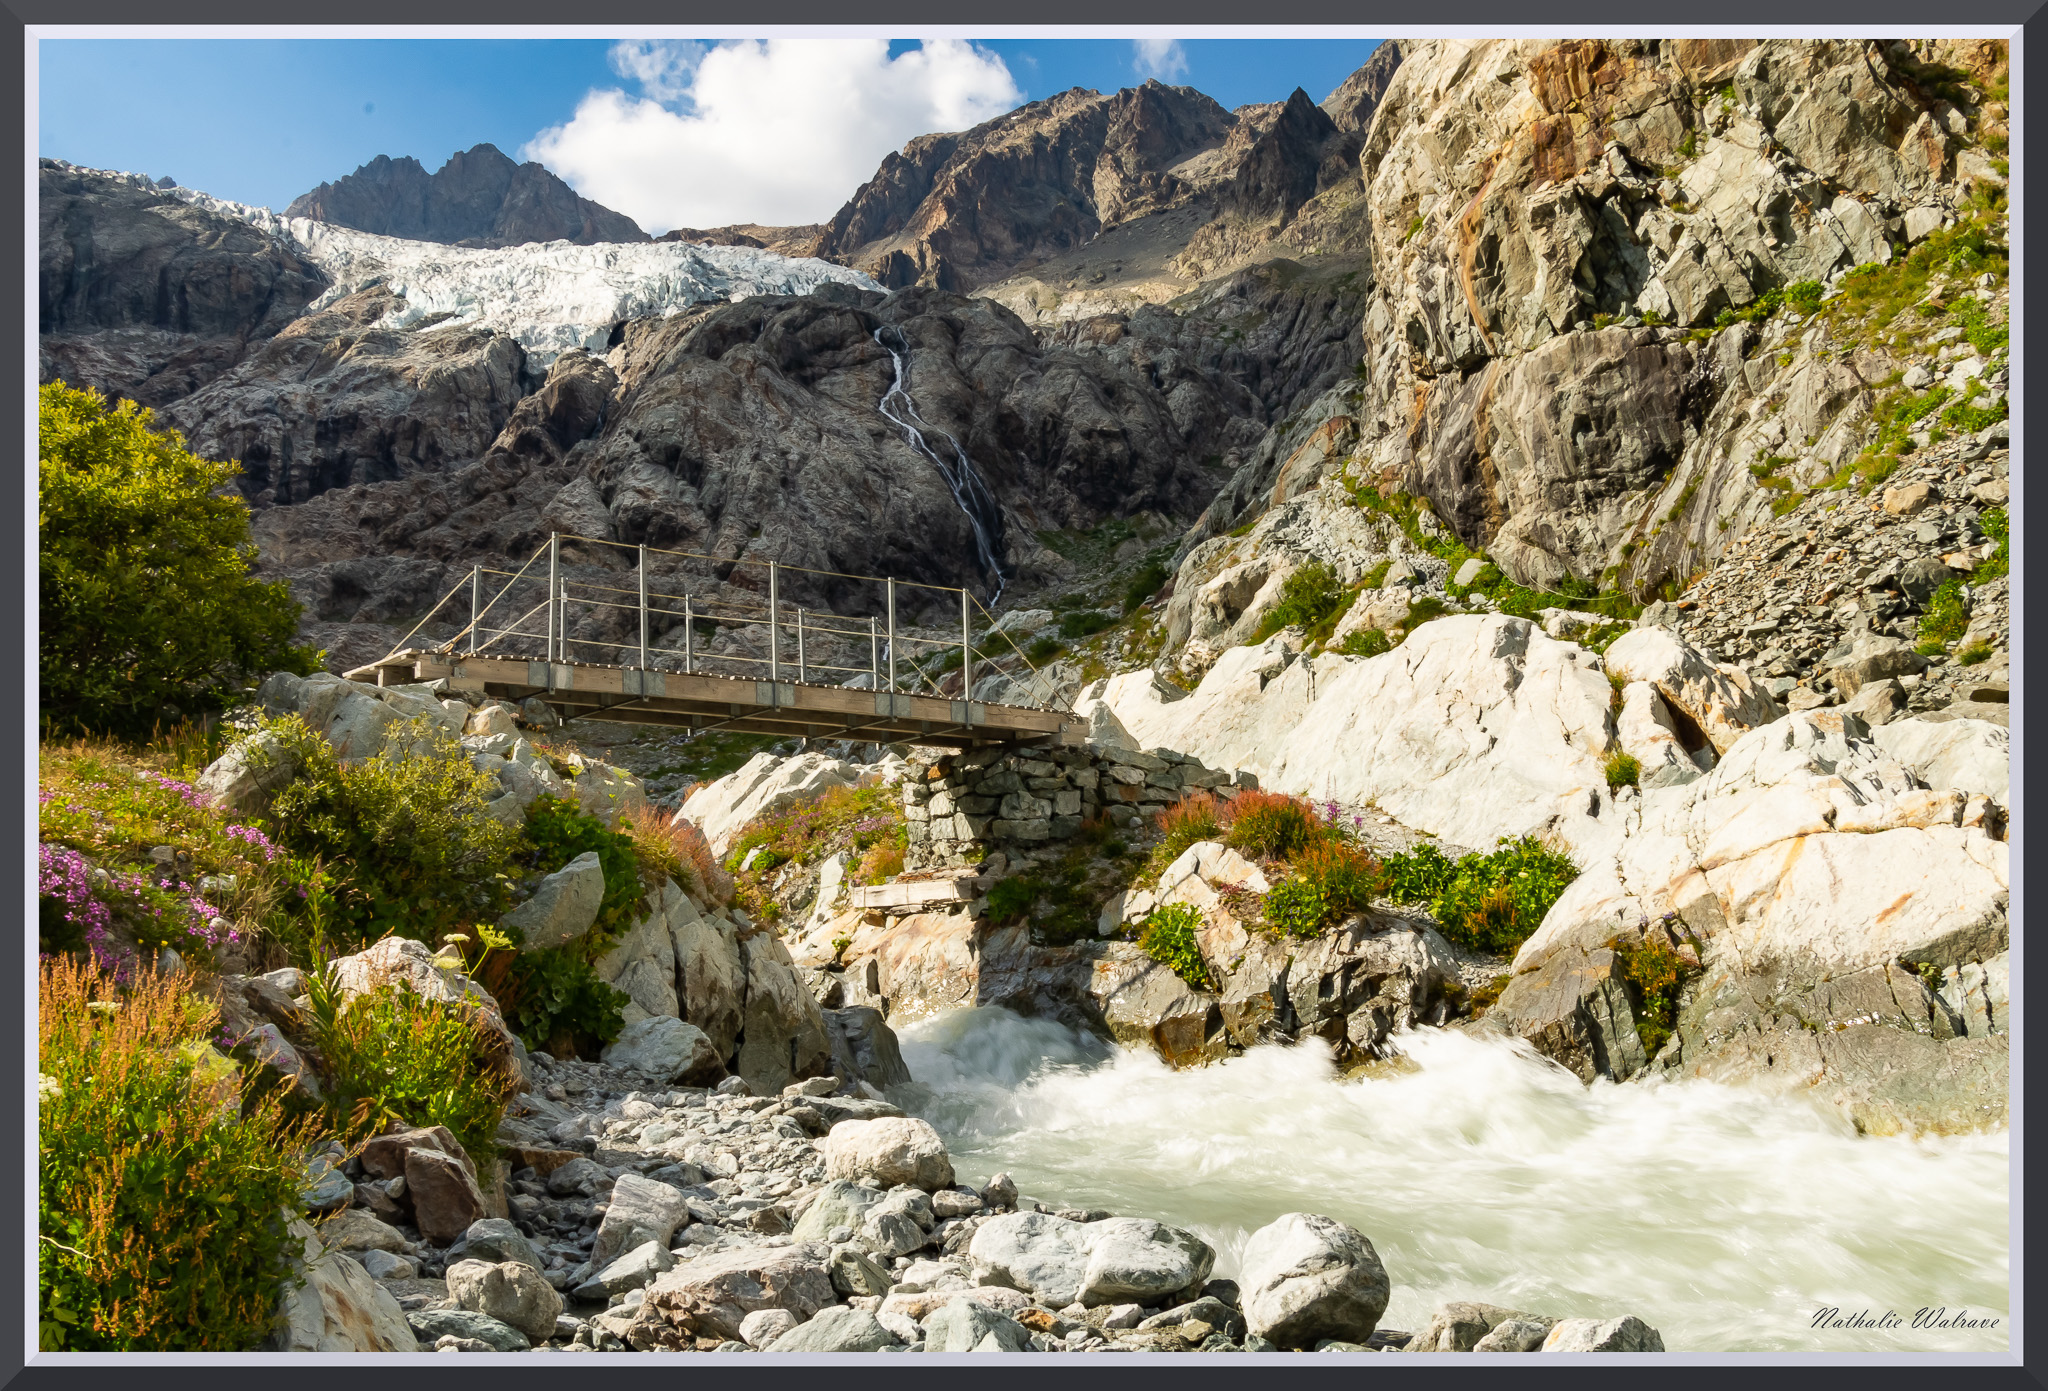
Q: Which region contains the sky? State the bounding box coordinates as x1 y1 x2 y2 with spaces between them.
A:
36 37 1384 234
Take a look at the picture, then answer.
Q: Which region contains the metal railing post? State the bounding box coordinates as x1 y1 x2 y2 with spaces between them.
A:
870 617 879 688
683 595 694 675
886 579 897 694
768 561 780 687
796 608 807 684
637 544 649 669
468 565 480 655
961 587 972 698
547 533 560 662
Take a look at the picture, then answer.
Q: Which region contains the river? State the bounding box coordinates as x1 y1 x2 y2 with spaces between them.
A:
894 1006 2011 1352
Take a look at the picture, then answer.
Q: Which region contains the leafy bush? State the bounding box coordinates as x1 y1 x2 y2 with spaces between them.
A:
1283 839 1381 926
1956 641 1994 667
493 946 628 1059
1252 562 1344 642
1337 629 1392 658
1145 791 1225 882
1976 507 2008 580
261 715 519 952
1058 610 1117 641
1137 903 1214 989
1379 836 1580 955
1122 560 1172 615
521 796 648 952
985 875 1040 923
1604 749 1642 790
1026 635 1064 663
1260 878 1330 939
298 950 515 1169
1614 930 1699 1056
39 956 309 1350
1918 579 1970 644
1222 790 1327 861
39 383 319 739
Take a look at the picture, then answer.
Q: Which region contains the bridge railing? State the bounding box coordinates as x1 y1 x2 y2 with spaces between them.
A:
378 532 1073 711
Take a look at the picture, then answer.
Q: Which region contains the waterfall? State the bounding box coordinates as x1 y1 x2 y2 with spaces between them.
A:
874 326 1007 607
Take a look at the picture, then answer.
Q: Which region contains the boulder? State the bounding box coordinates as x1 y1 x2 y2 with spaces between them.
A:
680 752 864 856
1408 1301 1552 1352
454 1217 545 1273
822 1117 954 1192
1237 1213 1390 1350
445 1258 564 1341
826 1243 894 1298
738 1307 799 1348
1473 1317 1557 1352
573 1240 676 1301
791 1180 889 1243
1603 626 1783 757
359 1124 474 1182
320 1208 406 1255
641 1244 838 1342
592 1174 691 1269
1089 951 1231 1068
1840 676 1908 728
358 1250 416 1282
968 1211 1214 1308
406 1146 487 1246
403 1307 530 1352
596 891 682 1027
195 729 300 816
920 1297 1032 1352
267 1218 419 1352
1872 717 2009 803
1616 681 1708 788
500 851 606 951
1825 634 1929 698
673 909 746 1059
735 930 833 1095
768 1304 905 1352
824 1005 912 1090
1541 1315 1666 1351
601 1017 724 1086
327 937 520 1085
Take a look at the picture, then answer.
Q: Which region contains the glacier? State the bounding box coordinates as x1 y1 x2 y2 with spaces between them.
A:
56 162 882 364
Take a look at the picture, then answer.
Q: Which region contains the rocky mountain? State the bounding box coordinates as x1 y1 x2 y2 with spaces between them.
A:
285 143 648 248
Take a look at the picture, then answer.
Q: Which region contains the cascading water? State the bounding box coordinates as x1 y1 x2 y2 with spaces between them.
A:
894 1008 2010 1352
874 326 1008 607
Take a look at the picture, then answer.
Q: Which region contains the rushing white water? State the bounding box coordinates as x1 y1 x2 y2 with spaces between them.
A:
873 326 1008 606
895 1008 2011 1352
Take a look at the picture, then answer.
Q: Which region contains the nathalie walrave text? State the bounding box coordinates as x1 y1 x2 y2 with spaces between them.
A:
1812 1307 2001 1331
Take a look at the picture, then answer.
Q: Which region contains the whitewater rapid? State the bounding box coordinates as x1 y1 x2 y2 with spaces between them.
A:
874 326 1008 606
895 1008 2010 1353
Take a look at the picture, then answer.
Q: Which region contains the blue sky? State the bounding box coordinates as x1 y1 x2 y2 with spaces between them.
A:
37 37 1384 231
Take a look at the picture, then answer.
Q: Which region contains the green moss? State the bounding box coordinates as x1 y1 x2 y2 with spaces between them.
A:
1603 749 1641 790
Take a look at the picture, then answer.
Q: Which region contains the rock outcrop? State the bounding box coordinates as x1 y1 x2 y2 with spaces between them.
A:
285 144 648 248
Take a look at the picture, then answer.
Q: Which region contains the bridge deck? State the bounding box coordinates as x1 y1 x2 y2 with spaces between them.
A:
344 648 1083 751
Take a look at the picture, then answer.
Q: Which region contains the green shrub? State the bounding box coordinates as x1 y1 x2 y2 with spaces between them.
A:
260 716 519 953
1137 903 1214 989
1604 749 1641 790
38 383 319 739
1976 506 2009 580
1122 560 1173 615
1615 930 1699 1056
1379 836 1580 955
1283 839 1381 927
985 875 1040 923
1144 792 1226 884
1026 635 1064 663
494 946 628 1059
298 948 515 1169
1058 610 1117 641
1223 790 1326 861
1956 641 1993 666
1260 877 1330 940
39 956 309 1350
1337 628 1392 659
1919 579 1970 644
1252 562 1344 642
520 796 647 951
1359 558 1393 589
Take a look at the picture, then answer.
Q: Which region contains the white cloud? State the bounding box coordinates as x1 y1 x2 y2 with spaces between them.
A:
524 39 1022 235
1131 39 1189 82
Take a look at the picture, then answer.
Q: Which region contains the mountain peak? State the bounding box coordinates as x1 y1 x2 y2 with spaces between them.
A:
285 144 646 249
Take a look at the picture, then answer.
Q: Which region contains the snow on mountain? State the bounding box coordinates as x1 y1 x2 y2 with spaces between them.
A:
79 165 883 363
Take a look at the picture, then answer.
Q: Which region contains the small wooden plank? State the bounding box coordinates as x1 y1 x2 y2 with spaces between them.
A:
850 879 978 910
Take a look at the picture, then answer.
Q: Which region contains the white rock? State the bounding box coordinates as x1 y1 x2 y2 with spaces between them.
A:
1541 1315 1666 1351
1237 1212 1390 1350
739 1307 799 1348
967 1211 1213 1308
600 1017 721 1086
681 752 865 856
823 1117 954 1192
1616 681 1708 788
590 1173 692 1269
444 1258 564 1342
1872 717 2009 803
268 1219 419 1351
501 851 606 950
768 1303 904 1351
1604 625 1783 756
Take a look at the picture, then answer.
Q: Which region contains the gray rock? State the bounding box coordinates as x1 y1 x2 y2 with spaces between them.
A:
1541 1315 1666 1351
573 1240 675 1301
301 1154 355 1213
1409 1301 1548 1352
738 1307 799 1349
405 1307 531 1352
501 851 606 950
1827 634 1929 698
827 1244 894 1298
1899 556 1954 606
792 1180 889 1243
454 1217 545 1272
1237 1213 1389 1350
591 1173 691 1269
600 1017 724 1086
446 1257 564 1341
824 1005 913 1090
822 1116 954 1192
519 696 560 730
921 1297 1032 1352
358 1249 418 1281
267 1218 419 1352
968 1211 1213 1308
980 1173 1017 1210
768 1304 905 1352
1473 1317 1555 1352
194 729 299 817
546 1157 607 1196
320 1208 406 1254
1841 677 1908 728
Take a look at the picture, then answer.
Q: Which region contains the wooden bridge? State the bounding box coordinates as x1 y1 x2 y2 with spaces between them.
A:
344 534 1084 752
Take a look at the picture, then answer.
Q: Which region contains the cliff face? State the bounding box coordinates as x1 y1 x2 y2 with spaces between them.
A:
284 144 648 248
